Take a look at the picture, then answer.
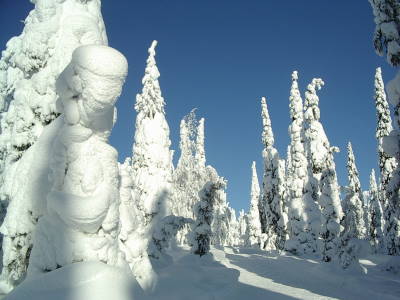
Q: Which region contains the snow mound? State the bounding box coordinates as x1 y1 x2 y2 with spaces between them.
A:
5 261 146 300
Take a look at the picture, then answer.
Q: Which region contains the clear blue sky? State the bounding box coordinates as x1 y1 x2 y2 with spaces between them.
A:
1 1 398 213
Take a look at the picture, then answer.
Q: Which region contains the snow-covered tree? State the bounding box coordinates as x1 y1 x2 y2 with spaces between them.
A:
225 207 240 246
173 111 208 244
374 67 397 204
27 45 128 276
238 209 248 246
369 1 400 256
368 8 399 258
303 78 343 262
344 142 367 240
369 169 385 252
149 215 192 259
319 146 343 262
190 167 226 256
338 143 368 269
285 71 318 255
369 0 400 66
0 0 107 292
119 40 173 290
246 161 262 248
260 97 288 251
131 40 174 231
0 0 107 202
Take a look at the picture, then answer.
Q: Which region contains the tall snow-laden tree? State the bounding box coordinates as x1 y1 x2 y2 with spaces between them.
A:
173 111 209 245
344 142 367 240
369 0 400 66
0 0 107 202
247 161 262 248
131 40 174 227
370 0 400 256
303 78 343 262
285 71 317 255
190 167 226 256
225 207 240 246
0 0 108 292
238 209 248 246
27 44 128 276
374 67 397 204
369 169 385 252
339 143 367 269
121 41 173 289
260 97 288 251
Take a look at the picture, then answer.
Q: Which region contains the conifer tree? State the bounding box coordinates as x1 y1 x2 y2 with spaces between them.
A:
247 161 262 248
338 143 367 268
369 0 400 66
191 167 226 256
370 0 400 257
238 209 248 246
260 97 288 250
121 41 173 286
131 40 173 225
303 78 343 262
0 0 107 292
285 71 318 255
344 142 367 240
172 111 208 244
374 67 397 202
369 169 385 252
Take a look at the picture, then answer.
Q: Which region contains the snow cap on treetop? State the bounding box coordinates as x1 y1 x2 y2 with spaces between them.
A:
261 96 274 147
72 45 128 79
149 40 158 55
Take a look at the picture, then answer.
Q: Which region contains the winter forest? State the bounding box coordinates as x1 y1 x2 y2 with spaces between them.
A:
0 0 399 299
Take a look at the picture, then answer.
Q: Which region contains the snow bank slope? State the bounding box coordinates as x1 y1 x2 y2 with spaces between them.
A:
6 261 146 300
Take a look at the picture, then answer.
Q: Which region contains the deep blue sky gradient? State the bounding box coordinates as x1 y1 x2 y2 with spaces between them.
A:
1 1 398 213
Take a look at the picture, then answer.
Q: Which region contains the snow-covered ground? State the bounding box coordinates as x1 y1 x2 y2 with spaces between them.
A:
6 246 400 300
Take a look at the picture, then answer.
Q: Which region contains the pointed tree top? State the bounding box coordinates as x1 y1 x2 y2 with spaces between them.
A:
289 70 303 122
304 78 324 122
370 168 378 192
195 117 206 168
250 161 260 207
135 40 165 117
149 40 158 55
251 161 257 174
347 142 354 159
374 66 393 138
261 97 275 148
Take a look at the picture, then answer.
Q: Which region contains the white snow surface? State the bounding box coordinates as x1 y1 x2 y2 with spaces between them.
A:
5 247 400 300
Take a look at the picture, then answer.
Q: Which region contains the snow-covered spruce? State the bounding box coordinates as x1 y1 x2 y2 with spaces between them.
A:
259 97 288 251
338 143 366 268
303 78 343 262
374 67 397 205
27 45 128 277
343 142 367 240
210 167 232 247
120 40 174 289
0 0 107 292
285 71 318 255
369 169 385 253
246 161 262 248
173 111 208 245
0 0 107 202
226 207 240 246
149 216 193 259
372 1 400 256
369 0 400 66
238 209 248 246
190 167 227 256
